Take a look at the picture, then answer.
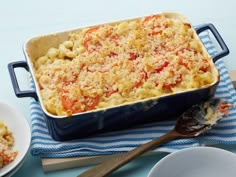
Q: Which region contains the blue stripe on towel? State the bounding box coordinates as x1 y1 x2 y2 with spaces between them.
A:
29 28 236 158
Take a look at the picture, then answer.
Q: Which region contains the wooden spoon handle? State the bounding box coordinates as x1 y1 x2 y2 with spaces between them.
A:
77 130 179 177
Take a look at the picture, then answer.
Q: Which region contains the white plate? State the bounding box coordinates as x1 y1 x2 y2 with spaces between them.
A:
0 102 31 176
148 147 236 177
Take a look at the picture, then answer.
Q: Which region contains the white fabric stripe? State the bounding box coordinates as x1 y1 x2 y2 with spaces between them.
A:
206 128 236 134
31 122 47 129
32 140 152 148
198 136 236 141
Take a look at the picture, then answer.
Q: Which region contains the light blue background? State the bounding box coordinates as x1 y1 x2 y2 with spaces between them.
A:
1 0 236 176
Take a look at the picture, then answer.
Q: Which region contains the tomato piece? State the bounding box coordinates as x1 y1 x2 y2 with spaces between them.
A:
83 26 100 41
142 15 167 36
84 26 100 35
129 52 139 60
177 48 192 70
154 81 159 87
86 41 102 53
83 38 90 51
105 86 118 97
60 75 81 114
154 61 169 73
63 72 78 86
84 95 100 111
60 89 83 114
83 26 101 52
109 51 118 57
133 69 148 88
163 74 182 89
199 59 210 72
61 88 100 113
177 48 186 54
133 80 142 88
150 30 162 36
61 95 74 112
110 34 119 46
142 69 148 80
178 57 190 70
154 43 167 55
142 15 161 26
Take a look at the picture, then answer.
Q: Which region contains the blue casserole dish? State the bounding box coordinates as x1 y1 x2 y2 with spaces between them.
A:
8 13 229 141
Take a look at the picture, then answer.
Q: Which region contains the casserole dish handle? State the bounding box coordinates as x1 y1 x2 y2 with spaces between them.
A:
8 61 38 100
195 23 229 62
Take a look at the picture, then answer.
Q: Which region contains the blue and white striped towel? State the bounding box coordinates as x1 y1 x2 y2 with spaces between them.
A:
30 30 236 158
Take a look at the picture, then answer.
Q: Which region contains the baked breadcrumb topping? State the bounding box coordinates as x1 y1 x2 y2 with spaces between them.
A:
34 14 214 116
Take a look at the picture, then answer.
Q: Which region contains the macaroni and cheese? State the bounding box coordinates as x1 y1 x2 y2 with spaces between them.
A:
34 14 215 116
0 120 18 168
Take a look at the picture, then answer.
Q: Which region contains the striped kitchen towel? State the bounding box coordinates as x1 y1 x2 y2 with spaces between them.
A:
30 28 236 158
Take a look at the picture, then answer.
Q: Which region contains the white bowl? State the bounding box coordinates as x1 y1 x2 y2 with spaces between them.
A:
148 147 236 177
0 102 31 176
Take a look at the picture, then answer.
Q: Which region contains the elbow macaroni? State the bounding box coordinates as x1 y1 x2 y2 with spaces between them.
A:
34 14 215 116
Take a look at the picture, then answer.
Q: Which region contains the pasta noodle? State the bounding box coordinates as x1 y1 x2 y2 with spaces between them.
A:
34 14 215 116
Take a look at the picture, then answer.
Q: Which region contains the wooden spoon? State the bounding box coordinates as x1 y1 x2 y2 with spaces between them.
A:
78 98 233 177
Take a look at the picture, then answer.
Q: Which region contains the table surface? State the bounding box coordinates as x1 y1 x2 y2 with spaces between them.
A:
1 0 236 176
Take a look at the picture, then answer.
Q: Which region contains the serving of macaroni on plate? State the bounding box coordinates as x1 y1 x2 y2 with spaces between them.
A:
33 14 215 116
0 120 18 168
